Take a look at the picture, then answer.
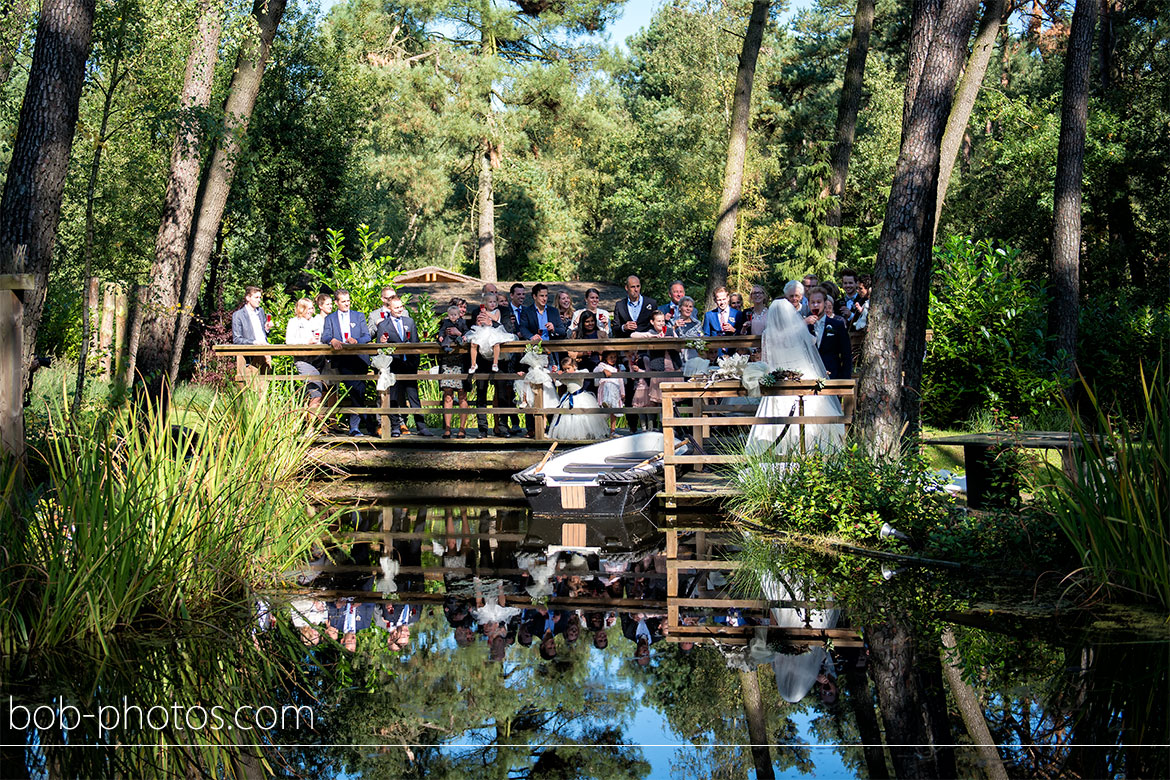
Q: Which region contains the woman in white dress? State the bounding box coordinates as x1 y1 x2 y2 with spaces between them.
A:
746 300 846 455
548 355 609 440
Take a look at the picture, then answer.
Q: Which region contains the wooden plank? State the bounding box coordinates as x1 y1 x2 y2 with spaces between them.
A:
561 486 586 511
666 559 740 570
662 415 852 426
662 392 676 493
679 598 835 609
666 454 744 465
561 522 587 546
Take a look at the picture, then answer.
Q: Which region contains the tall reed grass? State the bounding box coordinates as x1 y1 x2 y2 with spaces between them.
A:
1037 367 1170 609
0 388 334 653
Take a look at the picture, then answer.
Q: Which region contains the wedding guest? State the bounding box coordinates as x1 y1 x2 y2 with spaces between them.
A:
374 295 426 436
657 280 687 321
667 294 701 337
784 280 805 311
231 285 272 374
702 286 744 344
436 302 470 438
367 286 396 332
800 274 820 316
555 290 575 326
321 289 374 436
548 355 608 441
570 287 612 337
729 291 744 311
285 297 324 412
569 310 603 370
596 351 625 435
632 310 680 430
468 292 514 437
740 284 768 336
497 284 528 435
613 275 656 336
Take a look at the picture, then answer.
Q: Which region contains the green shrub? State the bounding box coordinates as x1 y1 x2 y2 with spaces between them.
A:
1077 294 1170 421
923 236 1066 428
726 443 956 548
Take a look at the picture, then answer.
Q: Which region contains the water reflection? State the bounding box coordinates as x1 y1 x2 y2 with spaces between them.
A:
2 483 1167 778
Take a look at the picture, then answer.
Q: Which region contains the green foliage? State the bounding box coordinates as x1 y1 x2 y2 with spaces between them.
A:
923 236 1066 428
1076 294 1170 421
304 223 399 315
0 389 336 653
726 442 955 548
1036 366 1170 609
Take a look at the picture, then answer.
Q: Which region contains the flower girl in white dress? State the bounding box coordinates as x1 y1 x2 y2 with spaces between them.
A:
466 292 515 373
548 356 609 440
596 351 625 435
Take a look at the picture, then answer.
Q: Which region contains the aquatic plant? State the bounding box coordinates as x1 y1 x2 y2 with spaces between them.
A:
1036 366 1170 609
0 388 336 653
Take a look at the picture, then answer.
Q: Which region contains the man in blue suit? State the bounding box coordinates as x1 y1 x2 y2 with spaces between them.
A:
375 295 427 437
230 286 272 376
321 288 374 436
702 286 744 356
808 287 852 379
518 283 566 437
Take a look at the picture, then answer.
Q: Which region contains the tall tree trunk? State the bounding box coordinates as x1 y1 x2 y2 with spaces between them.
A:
73 10 126 417
126 0 221 388
1048 0 1097 377
941 629 1010 780
902 0 942 137
0 0 96 390
854 0 980 456
167 0 286 387
933 0 1006 239
739 667 775 780
705 0 770 309
824 0 876 265
845 669 890 779
0 0 33 85
477 136 497 281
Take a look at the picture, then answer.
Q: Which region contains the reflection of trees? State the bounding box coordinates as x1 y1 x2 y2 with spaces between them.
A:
284 609 648 779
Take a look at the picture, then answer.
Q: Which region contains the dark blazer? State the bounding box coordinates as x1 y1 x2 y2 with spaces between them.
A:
381 602 422 626
375 314 420 371
701 307 745 338
613 296 657 337
518 305 566 341
816 316 853 379
321 310 372 366
327 600 376 633
620 613 665 644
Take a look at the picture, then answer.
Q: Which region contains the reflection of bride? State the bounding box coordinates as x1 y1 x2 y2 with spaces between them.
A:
746 300 845 455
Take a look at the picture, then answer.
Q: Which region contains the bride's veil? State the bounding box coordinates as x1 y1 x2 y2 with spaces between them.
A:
761 300 828 379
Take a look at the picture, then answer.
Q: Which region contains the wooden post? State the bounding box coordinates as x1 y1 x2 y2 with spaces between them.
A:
662 391 676 493
380 390 392 441
696 395 707 472
85 276 100 365
798 394 806 456
533 383 546 440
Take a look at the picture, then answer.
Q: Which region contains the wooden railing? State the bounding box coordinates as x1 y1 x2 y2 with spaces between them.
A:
213 336 762 441
660 378 858 493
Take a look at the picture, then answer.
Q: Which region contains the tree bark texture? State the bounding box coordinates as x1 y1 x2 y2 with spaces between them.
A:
705 0 770 309
941 629 1010 780
845 669 890 778
167 0 286 387
901 0 942 138
0 0 33 86
854 0 979 456
738 667 775 780
933 0 1006 239
867 620 937 779
824 0 876 265
125 0 221 388
1048 0 1097 377
477 136 498 282
0 0 96 390
74 14 125 416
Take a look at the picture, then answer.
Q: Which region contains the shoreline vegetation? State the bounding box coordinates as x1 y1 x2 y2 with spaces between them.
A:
0 386 338 655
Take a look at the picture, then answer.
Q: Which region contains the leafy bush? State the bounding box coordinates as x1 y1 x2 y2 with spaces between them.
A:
726 443 956 548
1077 294 1170 421
923 236 1066 427
1036 366 1170 609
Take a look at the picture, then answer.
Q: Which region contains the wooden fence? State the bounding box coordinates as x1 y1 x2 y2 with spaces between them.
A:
660 378 858 493
213 336 762 440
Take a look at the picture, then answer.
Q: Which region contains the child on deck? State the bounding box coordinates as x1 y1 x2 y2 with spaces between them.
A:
596 351 626 435
548 356 609 441
466 291 514 373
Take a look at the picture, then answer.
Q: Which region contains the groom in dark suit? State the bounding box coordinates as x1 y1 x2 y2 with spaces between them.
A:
808 287 852 380
613 275 656 433
375 295 426 436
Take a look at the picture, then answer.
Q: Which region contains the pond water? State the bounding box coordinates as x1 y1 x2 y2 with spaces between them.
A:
2 479 1167 778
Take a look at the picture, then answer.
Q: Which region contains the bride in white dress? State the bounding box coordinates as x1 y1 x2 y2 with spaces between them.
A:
746 299 846 455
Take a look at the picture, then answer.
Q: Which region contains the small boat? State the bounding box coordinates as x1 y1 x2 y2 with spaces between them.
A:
512 432 690 518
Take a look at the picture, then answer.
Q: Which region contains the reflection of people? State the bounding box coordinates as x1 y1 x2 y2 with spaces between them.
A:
746 300 845 455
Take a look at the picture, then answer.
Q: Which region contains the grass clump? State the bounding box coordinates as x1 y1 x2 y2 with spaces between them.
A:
1036 367 1170 609
0 388 335 653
